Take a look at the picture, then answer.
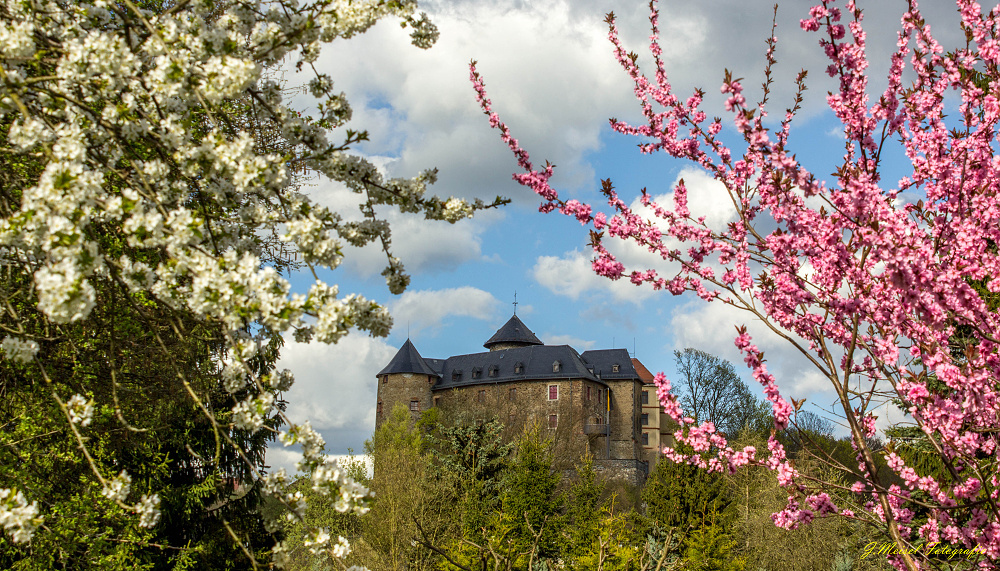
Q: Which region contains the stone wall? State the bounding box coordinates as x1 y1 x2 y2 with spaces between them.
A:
594 458 649 487
604 379 642 461
433 377 610 464
375 372 434 428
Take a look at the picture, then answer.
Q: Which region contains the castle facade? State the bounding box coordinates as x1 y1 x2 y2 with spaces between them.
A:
375 314 675 484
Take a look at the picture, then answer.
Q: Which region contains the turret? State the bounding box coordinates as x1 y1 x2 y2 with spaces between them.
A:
375 339 438 428
483 314 543 352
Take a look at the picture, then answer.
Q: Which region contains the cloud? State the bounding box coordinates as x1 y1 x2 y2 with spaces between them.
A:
275 332 397 452
636 167 738 235
533 167 739 304
389 286 502 335
543 334 596 351
668 298 836 409
532 249 656 305
284 0 970 219
305 175 505 277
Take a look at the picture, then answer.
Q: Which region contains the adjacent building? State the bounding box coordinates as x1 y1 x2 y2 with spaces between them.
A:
375 314 676 484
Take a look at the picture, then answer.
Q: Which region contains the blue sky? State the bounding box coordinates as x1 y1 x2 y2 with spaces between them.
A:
266 0 968 470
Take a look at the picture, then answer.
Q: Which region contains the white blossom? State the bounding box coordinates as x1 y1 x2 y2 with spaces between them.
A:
67 394 94 427
231 392 274 433
1 336 39 363
271 540 291 568
332 535 352 558
0 0 494 563
102 470 131 503
303 527 331 554
135 494 161 528
0 488 41 544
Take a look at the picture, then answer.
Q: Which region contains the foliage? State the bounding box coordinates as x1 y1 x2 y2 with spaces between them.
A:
0 0 505 567
472 0 1000 568
642 443 733 557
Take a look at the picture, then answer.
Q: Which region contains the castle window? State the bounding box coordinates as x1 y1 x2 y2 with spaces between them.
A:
641 413 649 426
489 365 499 377
548 414 558 429
612 363 620 373
641 390 649 405
552 361 562 373
452 370 462 382
548 385 558 401
509 387 516 401
642 432 649 446
586 386 591 401
381 376 387 385
471 367 482 379
409 399 420 412
377 401 383 413
433 396 441 407
514 362 524 374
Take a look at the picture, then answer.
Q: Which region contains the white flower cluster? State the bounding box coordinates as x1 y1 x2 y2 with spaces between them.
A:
0 488 41 544
101 470 132 503
1 336 38 363
135 494 161 528
67 394 94 427
303 529 352 557
311 457 372 515
1 0 498 563
231 393 274 433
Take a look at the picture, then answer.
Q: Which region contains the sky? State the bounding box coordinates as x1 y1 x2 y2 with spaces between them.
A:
265 0 969 471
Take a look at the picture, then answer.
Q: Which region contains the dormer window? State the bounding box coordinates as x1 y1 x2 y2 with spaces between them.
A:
452 370 462 382
489 365 499 377
612 363 620 373
471 367 482 379
552 361 562 373
514 362 524 374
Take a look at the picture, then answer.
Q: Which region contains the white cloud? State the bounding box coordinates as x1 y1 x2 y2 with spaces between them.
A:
636 167 738 235
533 167 739 305
305 172 505 278
276 332 396 444
668 298 835 408
532 249 656 305
390 286 502 335
543 334 596 351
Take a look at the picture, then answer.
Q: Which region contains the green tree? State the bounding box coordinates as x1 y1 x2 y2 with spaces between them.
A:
642 447 732 551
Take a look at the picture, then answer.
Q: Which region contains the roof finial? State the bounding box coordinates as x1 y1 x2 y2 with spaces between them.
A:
513 291 518 315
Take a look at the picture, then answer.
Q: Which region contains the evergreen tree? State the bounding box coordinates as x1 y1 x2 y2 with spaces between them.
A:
497 425 563 565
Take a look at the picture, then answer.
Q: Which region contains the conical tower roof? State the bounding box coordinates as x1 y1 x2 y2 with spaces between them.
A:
377 339 438 377
483 314 543 349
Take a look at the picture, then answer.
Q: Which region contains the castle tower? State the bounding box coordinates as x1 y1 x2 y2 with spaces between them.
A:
375 339 438 428
483 314 543 352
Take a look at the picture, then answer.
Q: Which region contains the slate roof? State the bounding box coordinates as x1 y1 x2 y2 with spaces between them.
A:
483 314 543 349
579 349 641 380
377 339 439 377
433 345 605 390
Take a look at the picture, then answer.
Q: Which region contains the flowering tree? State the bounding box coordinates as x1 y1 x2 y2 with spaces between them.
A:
472 0 1000 569
0 0 502 567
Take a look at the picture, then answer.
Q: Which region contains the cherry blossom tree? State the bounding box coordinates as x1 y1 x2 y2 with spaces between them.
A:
0 0 502 567
472 0 1000 569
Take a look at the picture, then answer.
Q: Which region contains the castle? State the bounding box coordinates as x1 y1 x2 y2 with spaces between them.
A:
375 313 675 484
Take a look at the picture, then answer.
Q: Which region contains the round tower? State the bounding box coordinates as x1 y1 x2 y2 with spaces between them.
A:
375 339 438 428
483 314 544 352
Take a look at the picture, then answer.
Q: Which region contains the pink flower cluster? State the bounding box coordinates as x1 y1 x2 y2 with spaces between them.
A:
473 0 1000 567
